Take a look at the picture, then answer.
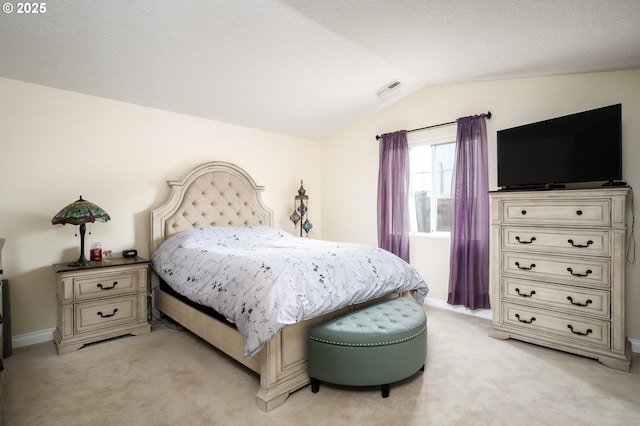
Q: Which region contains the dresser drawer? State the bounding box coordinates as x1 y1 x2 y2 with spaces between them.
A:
74 295 138 334
502 252 610 288
502 200 610 226
502 226 610 257
73 270 138 301
502 277 610 318
503 303 609 348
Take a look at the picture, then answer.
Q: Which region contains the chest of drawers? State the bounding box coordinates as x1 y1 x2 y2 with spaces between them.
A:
53 257 151 354
489 188 631 371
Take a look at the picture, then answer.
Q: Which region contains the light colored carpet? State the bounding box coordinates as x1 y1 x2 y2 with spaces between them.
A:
4 306 640 426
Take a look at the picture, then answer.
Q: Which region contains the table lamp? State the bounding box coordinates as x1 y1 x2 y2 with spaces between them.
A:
52 196 111 266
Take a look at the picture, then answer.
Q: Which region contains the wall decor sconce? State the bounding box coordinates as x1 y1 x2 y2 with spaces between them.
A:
289 180 313 237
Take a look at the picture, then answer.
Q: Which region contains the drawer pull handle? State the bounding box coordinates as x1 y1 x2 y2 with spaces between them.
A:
521 210 527 215
567 268 592 277
515 262 536 270
567 325 592 336
568 239 593 248
515 288 536 298
97 281 118 290
576 210 583 216
515 314 536 324
515 236 536 244
97 308 118 318
567 296 593 307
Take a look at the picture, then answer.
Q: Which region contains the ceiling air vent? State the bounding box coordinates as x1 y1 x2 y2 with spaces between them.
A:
376 80 401 97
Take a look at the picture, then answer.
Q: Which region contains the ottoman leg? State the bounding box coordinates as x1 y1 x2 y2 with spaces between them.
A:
311 378 320 393
381 384 390 398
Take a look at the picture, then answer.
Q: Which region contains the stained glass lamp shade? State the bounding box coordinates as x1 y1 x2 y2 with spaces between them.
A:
52 196 111 266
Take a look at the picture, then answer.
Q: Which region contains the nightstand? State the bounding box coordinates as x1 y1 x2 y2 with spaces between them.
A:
53 257 151 355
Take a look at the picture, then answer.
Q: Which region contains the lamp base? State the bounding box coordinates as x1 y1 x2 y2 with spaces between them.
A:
67 251 94 267
67 223 95 267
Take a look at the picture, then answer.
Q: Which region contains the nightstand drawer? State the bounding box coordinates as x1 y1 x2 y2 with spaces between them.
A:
74 270 138 301
74 295 138 334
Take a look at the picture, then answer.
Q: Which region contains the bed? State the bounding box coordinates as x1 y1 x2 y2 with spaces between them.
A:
149 161 428 411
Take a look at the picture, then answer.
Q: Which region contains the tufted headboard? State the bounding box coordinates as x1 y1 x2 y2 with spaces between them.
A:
150 161 273 254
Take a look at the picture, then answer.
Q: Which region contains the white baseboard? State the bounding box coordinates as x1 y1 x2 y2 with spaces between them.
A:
9 313 640 355
423 297 639 354
12 328 54 349
424 297 493 320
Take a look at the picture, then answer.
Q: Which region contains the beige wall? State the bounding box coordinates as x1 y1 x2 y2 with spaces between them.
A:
321 70 640 342
0 77 322 337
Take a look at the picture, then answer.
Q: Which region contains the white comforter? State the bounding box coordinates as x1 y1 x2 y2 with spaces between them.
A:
151 226 428 357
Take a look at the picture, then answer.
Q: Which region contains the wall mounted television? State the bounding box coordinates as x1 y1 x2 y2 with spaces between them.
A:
497 104 622 190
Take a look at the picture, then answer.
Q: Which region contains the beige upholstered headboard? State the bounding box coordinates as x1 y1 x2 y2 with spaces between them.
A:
150 161 273 254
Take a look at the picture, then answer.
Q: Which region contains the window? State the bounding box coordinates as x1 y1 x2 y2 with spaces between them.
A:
409 140 456 233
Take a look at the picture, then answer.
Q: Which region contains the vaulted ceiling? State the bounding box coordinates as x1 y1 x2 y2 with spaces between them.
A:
1 0 639 140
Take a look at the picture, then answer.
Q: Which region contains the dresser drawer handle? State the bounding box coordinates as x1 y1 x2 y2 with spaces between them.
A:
515 314 536 324
567 268 592 277
97 281 118 290
520 210 527 215
576 210 583 216
515 288 536 298
515 261 536 270
97 308 118 318
567 324 592 336
568 239 593 248
566 296 593 307
515 236 536 244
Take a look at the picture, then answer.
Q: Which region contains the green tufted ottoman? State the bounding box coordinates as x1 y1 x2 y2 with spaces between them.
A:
308 296 427 398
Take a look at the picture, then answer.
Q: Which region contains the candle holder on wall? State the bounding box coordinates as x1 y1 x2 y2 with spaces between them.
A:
289 180 313 237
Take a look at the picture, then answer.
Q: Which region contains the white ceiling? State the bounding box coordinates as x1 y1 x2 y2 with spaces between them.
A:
1 0 639 141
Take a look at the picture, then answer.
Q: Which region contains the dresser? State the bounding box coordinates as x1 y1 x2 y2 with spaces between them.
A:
53 257 151 354
488 188 631 371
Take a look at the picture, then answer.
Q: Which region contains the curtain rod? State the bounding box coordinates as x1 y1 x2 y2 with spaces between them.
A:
375 111 492 140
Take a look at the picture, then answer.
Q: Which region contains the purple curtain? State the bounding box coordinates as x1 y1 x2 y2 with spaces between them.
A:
377 130 410 262
447 115 490 309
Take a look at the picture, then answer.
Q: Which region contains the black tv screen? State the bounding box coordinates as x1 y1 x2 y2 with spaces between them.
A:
497 104 622 189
